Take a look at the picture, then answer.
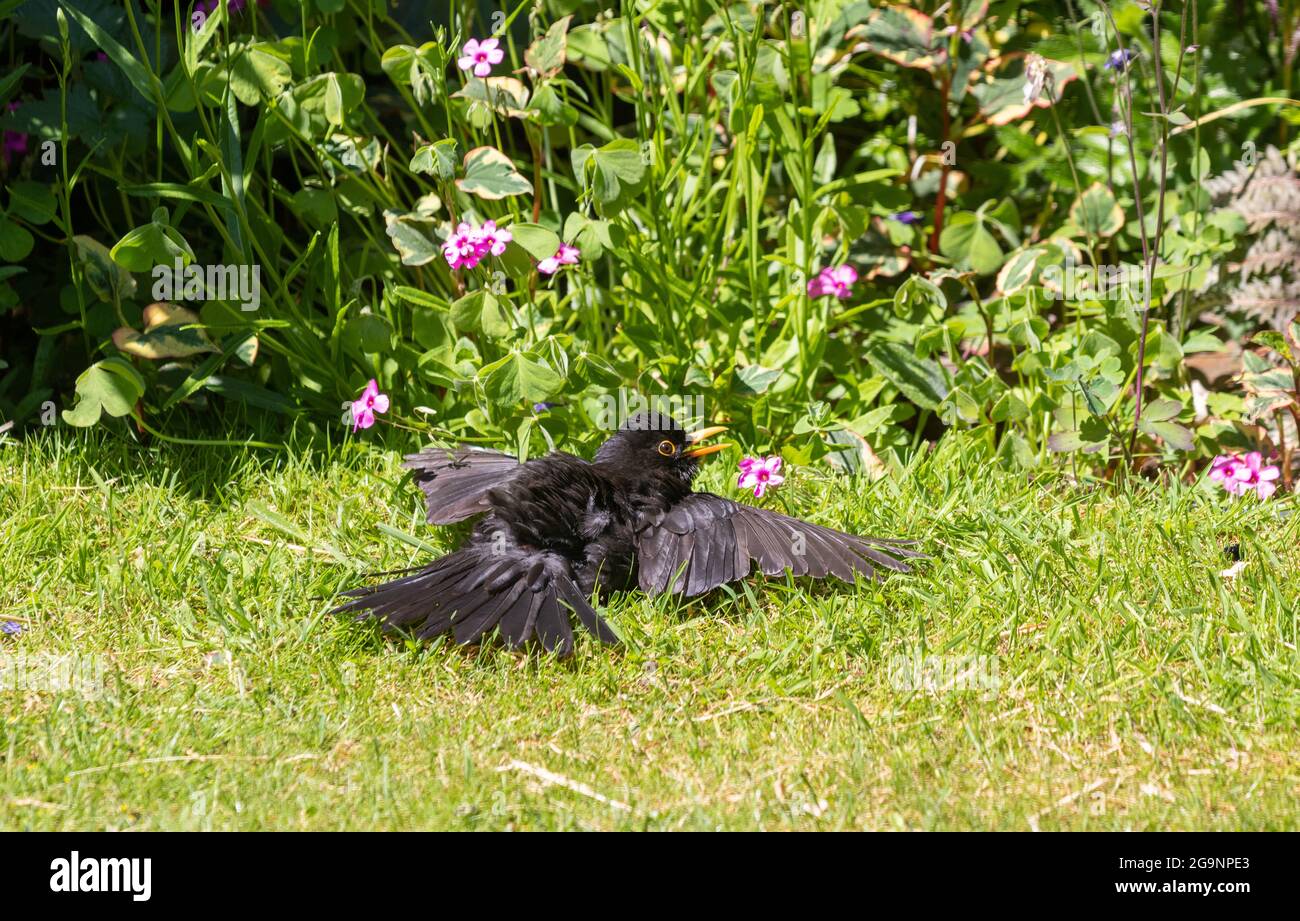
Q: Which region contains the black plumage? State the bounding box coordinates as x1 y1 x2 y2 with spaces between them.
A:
330 414 923 655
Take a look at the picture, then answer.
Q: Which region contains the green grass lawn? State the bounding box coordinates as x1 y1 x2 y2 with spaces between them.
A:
1 430 1297 830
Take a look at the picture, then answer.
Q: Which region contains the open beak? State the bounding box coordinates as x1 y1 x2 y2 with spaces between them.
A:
683 425 730 458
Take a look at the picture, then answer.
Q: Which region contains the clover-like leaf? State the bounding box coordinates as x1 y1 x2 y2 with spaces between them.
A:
113 302 218 360
481 349 564 404
226 42 292 106
525 16 573 78
74 235 137 302
110 216 195 273
456 146 533 200
1070 183 1125 239
509 223 561 261
409 139 460 180
62 357 146 427
939 211 1004 275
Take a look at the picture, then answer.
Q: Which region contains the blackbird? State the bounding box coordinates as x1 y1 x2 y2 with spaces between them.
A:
331 413 923 654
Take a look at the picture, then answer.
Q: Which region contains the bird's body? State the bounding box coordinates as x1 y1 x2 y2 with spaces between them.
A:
331 415 922 654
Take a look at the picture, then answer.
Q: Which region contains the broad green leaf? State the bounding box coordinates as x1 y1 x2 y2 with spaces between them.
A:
7 181 57 225
456 146 533 200
451 289 512 339
383 210 438 266
1138 419 1195 451
735 365 782 395
990 391 1029 422
1139 398 1182 423
971 59 1076 125
864 341 949 409
112 303 217 360
481 350 564 403
74 235 137 301
409 139 459 180
323 72 365 127
526 16 572 77
291 187 338 230
226 43 292 106
893 274 947 317
0 218 33 262
862 5 941 70
510 223 561 261
62 357 145 427
110 219 195 273
452 77 530 118
1251 329 1293 363
939 212 1003 275
1070 183 1125 238
995 246 1047 296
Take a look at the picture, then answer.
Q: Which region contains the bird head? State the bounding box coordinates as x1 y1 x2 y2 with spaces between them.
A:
593 413 729 488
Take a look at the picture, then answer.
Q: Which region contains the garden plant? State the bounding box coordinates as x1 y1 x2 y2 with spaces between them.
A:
0 0 1297 832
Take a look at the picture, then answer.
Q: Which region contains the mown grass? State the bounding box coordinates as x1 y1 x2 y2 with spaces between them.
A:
0 428 1297 830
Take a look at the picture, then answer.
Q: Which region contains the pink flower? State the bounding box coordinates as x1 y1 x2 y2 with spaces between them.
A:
350 379 389 431
441 220 511 270
1209 451 1281 500
458 37 505 78
807 264 858 299
737 455 784 499
477 220 512 256
538 243 580 275
3 102 28 167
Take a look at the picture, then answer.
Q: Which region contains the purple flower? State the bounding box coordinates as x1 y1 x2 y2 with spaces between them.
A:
1 621 22 637
3 102 29 168
458 38 505 78
350 379 389 431
892 211 921 225
532 402 558 414
737 455 784 499
1104 48 1137 72
538 243 580 275
1209 452 1281 500
807 264 858 299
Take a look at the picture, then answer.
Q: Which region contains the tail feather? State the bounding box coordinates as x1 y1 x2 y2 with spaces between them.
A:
329 545 617 655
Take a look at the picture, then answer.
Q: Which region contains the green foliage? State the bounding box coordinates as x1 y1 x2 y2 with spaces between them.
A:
0 0 1295 490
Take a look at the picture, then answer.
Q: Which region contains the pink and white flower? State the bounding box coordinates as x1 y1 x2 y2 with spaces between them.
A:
737 455 784 499
441 220 513 271
350 379 389 431
538 243 581 275
458 37 505 78
807 264 858 299
477 220 512 256
1209 451 1281 500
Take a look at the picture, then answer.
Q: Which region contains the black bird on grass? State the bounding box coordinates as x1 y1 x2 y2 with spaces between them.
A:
331 414 923 655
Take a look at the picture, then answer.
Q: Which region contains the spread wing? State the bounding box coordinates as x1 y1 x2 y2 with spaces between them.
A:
635 492 924 596
402 447 520 524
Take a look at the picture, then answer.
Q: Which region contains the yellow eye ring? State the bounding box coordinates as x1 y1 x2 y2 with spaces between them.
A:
657 439 676 457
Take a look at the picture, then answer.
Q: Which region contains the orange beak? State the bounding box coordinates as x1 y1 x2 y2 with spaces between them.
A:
683 425 730 458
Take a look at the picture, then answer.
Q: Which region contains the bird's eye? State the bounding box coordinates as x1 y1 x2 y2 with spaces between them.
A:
657 439 676 457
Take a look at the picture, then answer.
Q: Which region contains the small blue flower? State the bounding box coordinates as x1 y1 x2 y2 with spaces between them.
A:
892 211 922 225
532 402 559 415
1 621 22 637
1104 48 1137 72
